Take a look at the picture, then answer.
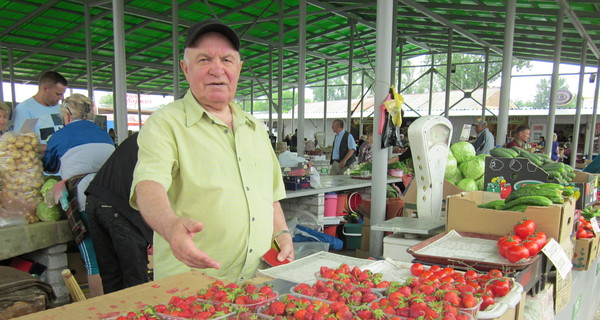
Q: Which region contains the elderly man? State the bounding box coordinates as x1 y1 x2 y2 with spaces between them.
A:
472 120 495 155
13 71 68 144
505 124 531 149
130 19 293 282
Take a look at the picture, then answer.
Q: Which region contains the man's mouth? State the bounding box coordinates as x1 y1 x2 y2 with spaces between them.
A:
207 82 227 86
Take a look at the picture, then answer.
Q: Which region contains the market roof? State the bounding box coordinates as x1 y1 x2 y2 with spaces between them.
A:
1 0 599 100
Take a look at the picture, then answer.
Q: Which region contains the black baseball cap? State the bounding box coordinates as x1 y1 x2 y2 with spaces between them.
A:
184 19 240 51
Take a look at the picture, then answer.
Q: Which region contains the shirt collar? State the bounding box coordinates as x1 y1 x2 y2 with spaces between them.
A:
182 90 256 130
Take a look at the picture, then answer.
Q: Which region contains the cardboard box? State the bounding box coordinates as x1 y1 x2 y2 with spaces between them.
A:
360 225 371 250
571 171 598 209
403 180 463 211
446 191 576 242
553 273 573 313
355 248 371 259
572 234 600 270
17 271 217 320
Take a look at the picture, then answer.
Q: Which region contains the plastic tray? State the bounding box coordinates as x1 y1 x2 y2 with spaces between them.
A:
478 279 524 319
257 294 332 319
156 311 234 320
290 280 383 306
197 291 279 312
406 231 542 271
313 271 390 294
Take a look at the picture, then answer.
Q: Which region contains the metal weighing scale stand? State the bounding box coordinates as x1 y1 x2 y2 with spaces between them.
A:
372 115 453 238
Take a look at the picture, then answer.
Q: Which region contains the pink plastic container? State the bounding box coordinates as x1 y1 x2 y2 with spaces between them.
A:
324 193 337 217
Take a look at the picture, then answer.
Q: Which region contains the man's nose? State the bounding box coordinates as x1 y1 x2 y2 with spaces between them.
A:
209 60 225 75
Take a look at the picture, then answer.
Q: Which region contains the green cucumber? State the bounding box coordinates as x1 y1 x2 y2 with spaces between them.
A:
538 183 565 190
507 204 530 212
504 195 553 209
477 199 506 209
490 147 518 158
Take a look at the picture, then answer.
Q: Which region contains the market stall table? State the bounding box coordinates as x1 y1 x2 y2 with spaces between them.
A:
0 221 72 261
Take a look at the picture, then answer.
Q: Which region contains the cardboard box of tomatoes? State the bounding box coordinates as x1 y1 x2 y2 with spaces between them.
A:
572 214 600 270
446 191 576 242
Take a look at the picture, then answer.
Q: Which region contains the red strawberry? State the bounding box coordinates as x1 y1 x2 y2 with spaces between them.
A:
269 301 286 315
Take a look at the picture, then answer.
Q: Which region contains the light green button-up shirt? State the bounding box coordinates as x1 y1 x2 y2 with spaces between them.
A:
130 91 285 282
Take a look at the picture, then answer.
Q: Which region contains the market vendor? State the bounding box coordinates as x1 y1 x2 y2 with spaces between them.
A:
505 124 530 149
130 19 294 283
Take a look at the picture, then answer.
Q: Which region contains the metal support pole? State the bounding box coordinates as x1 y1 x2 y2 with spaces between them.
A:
250 80 254 114
496 0 516 148
0 48 4 102
482 47 489 120
172 0 180 99
588 62 600 160
84 3 94 100
397 41 404 91
390 1 398 87
277 0 284 141
269 46 274 134
347 20 355 128
571 39 587 168
297 0 306 156
546 8 564 158
360 70 365 136
444 28 453 118
428 52 434 115
137 91 142 130
113 0 128 145
323 60 328 146
9 48 16 107
370 0 394 258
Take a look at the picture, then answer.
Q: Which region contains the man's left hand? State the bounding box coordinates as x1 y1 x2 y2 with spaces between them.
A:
275 233 294 263
339 159 347 168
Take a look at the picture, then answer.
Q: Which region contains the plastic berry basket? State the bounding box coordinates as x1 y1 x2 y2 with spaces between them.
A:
290 280 382 307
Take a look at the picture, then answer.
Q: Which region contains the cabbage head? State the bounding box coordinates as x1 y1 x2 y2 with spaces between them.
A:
450 141 476 163
36 202 63 222
459 156 486 180
476 176 484 191
445 153 458 180
457 178 478 191
447 169 464 185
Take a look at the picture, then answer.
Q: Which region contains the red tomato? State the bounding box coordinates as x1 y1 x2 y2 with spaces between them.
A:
513 219 536 238
480 295 495 311
497 235 523 257
521 240 540 256
529 232 548 250
490 279 511 297
506 244 531 263
410 263 425 276
488 269 503 279
464 270 478 281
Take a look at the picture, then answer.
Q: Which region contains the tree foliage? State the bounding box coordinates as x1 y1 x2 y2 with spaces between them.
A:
529 77 576 109
402 53 531 94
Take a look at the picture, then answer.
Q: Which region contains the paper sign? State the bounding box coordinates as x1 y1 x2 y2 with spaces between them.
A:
460 124 472 141
541 238 572 280
591 217 600 234
18 118 38 133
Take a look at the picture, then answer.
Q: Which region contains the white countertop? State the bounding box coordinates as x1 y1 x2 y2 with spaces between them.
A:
284 175 403 199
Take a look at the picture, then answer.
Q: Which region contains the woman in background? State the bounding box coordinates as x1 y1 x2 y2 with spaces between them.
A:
42 94 115 297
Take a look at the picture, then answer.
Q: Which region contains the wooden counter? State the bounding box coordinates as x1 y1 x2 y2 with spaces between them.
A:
0 220 73 261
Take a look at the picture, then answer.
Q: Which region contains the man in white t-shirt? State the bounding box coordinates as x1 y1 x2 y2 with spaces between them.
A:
13 71 68 144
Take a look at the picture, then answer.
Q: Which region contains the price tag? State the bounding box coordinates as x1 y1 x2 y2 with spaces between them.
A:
591 217 600 234
541 238 572 280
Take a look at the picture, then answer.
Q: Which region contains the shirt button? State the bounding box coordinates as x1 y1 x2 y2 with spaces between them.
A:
211 120 215 124
246 187 250 191
249 249 253 253
114 213 118 218
224 129 229 133
238 157 242 161
251 217 255 221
